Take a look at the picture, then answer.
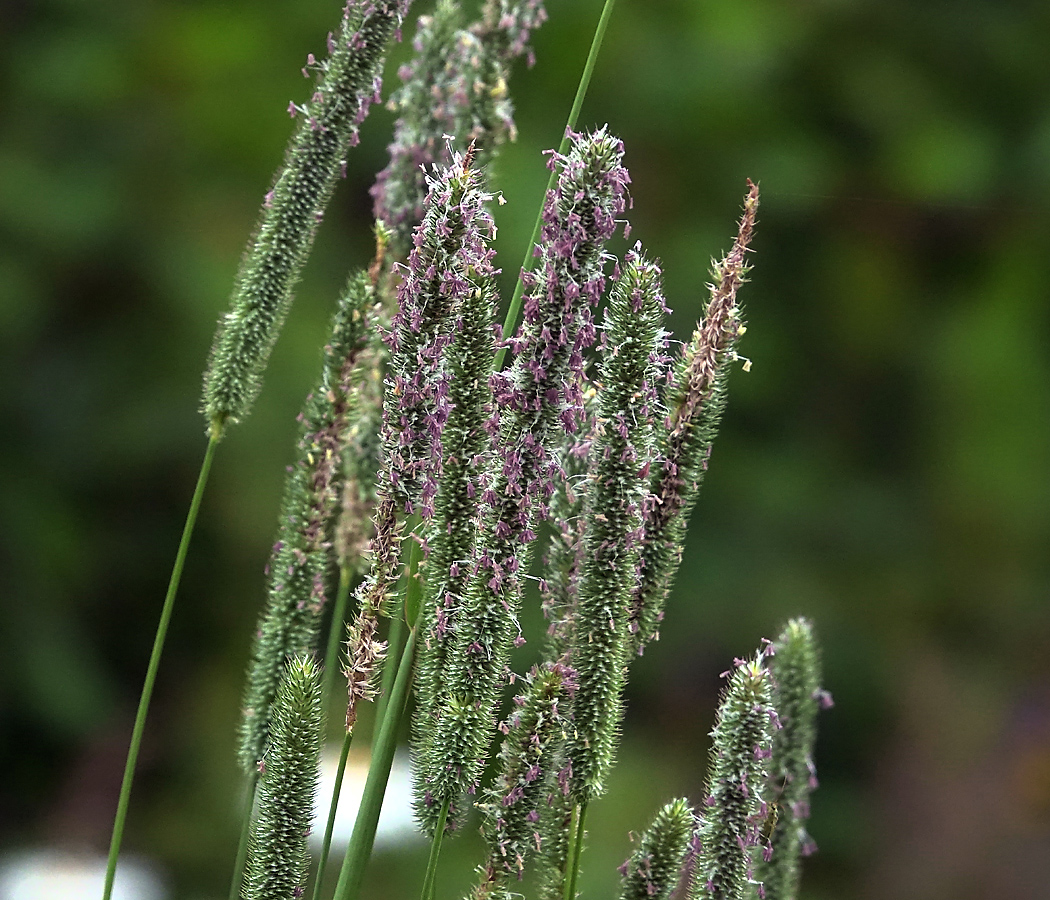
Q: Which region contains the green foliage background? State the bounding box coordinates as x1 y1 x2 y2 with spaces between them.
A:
2 1 1049 898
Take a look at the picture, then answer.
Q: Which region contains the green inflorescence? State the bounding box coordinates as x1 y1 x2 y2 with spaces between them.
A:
628 182 759 656
374 0 547 257
617 798 695 900
202 0 409 431
238 273 374 772
416 129 628 832
691 656 776 900
474 664 571 899
412 276 498 825
754 618 826 900
564 250 666 805
243 655 324 900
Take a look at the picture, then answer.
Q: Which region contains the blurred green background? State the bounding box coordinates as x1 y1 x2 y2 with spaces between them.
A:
2 0 1049 897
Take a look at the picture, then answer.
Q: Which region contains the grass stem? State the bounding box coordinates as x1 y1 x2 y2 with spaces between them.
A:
227 770 259 900
419 799 450 900
331 625 419 900
102 435 220 900
322 567 354 721
563 802 588 900
311 726 356 900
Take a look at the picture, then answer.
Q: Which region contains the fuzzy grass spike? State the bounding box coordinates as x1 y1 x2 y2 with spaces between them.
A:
203 0 410 430
753 618 828 900
243 655 324 900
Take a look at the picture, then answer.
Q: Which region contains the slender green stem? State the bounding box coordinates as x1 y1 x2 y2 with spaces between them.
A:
373 514 419 731
311 726 356 900
562 804 579 900
494 0 619 370
375 612 404 733
102 435 220 900
227 770 259 900
332 626 419 900
563 802 588 900
323 567 354 719
419 799 450 900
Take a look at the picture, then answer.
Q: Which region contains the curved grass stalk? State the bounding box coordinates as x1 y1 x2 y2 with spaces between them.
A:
102 435 220 900
331 626 419 900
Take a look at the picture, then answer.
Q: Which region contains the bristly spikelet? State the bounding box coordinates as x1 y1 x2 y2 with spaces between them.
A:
473 663 573 900
382 153 496 517
334 326 386 575
243 655 324 900
691 655 776 900
344 153 497 730
412 276 497 788
564 249 666 805
539 402 595 661
753 619 828 900
372 0 547 256
617 799 696 900
202 0 410 432
477 0 548 65
535 786 574 900
416 129 628 830
628 182 759 656
238 274 374 772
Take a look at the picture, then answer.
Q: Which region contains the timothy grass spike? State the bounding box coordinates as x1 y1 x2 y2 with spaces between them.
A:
564 248 666 805
617 798 695 900
753 618 828 900
417 129 629 830
629 182 759 655
239 272 374 772
202 0 410 430
243 655 324 900
691 653 776 900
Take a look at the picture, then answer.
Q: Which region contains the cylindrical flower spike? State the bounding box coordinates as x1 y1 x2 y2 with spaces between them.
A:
345 152 498 731
202 0 410 432
473 663 573 900
243 655 324 900
416 129 629 830
690 653 776 900
239 274 375 772
412 275 498 769
334 327 386 575
564 249 666 805
372 0 547 256
754 618 828 900
535 785 574 900
617 798 696 900
382 152 497 516
539 401 595 662
477 0 548 65
628 182 759 656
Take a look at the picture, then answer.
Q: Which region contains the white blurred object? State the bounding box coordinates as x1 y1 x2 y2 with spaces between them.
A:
310 746 420 850
0 850 165 900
